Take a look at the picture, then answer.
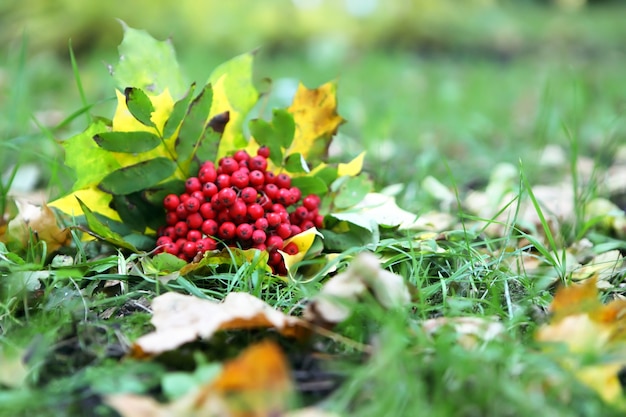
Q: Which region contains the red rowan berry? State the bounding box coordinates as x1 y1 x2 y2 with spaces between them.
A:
174 221 188 237
303 194 320 211
266 235 284 251
240 186 258 204
185 177 202 193
163 194 180 211
218 221 236 240
249 170 265 188
199 203 216 219
249 156 267 171
251 229 267 244
254 217 269 230
202 182 218 198
230 169 250 189
202 219 219 236
216 174 231 189
186 213 204 230
187 229 202 242
220 157 238 174
236 223 253 240
166 211 179 226
283 242 299 256
185 197 201 213
218 188 237 207
247 203 264 220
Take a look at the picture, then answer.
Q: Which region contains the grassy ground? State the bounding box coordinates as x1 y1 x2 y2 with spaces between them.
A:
2 2 626 416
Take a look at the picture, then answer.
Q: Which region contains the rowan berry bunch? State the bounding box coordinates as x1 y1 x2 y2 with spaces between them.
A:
154 146 323 274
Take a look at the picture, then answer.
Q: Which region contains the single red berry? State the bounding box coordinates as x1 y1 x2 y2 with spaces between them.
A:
257 146 270 158
277 210 289 223
216 174 231 189
229 199 248 224
313 214 324 229
249 156 268 171
182 241 198 258
198 165 217 184
289 187 302 203
163 242 179 255
240 186 258 204
303 194 320 211
185 177 202 193
191 191 205 202
179 193 190 203
249 170 265 188
220 157 239 174
283 242 299 256
163 194 180 211
268 250 283 265
199 203 216 219
162 226 176 239
238 159 250 169
174 221 188 237
233 150 250 162
199 161 216 171
186 212 204 230
301 220 315 230
198 237 217 252
175 238 187 249
265 212 281 227
251 229 267 244
271 203 286 214
202 219 219 236
218 222 236 240
273 262 288 276
247 203 264 220
254 217 269 230
210 193 222 210
276 223 292 239
264 183 279 200
156 236 172 247
185 197 201 213
264 171 276 184
175 203 188 220
218 188 237 207
275 173 291 189
202 182 218 198
277 188 291 205
166 211 179 226
187 229 202 242
294 206 309 221
230 169 250 189
236 223 253 240
290 225 302 236
266 235 284 251
216 209 231 223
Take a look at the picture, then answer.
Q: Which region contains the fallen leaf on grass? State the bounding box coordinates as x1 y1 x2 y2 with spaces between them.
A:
131 292 307 357
304 252 410 326
109 340 294 417
4 200 70 253
536 278 626 408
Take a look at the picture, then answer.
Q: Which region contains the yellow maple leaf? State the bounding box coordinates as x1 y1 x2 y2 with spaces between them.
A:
49 186 121 221
286 81 344 161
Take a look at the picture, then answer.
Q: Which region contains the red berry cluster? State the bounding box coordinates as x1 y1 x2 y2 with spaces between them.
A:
155 146 323 274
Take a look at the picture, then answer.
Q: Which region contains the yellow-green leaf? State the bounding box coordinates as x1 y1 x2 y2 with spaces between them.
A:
208 53 258 159
338 151 366 177
280 227 322 274
99 157 177 195
93 131 161 153
49 187 121 221
76 198 138 252
286 81 345 163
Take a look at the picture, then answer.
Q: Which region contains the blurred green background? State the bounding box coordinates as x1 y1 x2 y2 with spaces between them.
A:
1 0 625 211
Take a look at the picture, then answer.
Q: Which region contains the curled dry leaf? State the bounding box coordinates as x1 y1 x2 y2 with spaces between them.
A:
131 292 307 357
108 340 294 417
304 252 410 326
4 200 70 253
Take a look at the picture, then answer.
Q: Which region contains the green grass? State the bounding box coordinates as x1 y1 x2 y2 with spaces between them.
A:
2 3 626 417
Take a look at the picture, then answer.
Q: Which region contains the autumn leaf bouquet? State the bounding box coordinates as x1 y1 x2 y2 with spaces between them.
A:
46 24 384 276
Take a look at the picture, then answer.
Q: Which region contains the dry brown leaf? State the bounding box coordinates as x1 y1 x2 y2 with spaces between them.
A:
304 252 410 326
108 340 294 417
132 292 307 357
3 200 70 253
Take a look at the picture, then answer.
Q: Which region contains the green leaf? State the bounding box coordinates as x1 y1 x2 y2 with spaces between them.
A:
111 193 163 232
162 83 196 139
333 176 372 209
250 109 296 166
209 52 258 158
291 176 328 195
142 179 186 206
99 157 177 195
284 153 309 174
76 198 138 252
93 131 162 153
113 21 186 97
124 87 155 127
320 224 376 252
63 120 121 190
150 253 187 273
176 83 213 164
314 165 339 187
